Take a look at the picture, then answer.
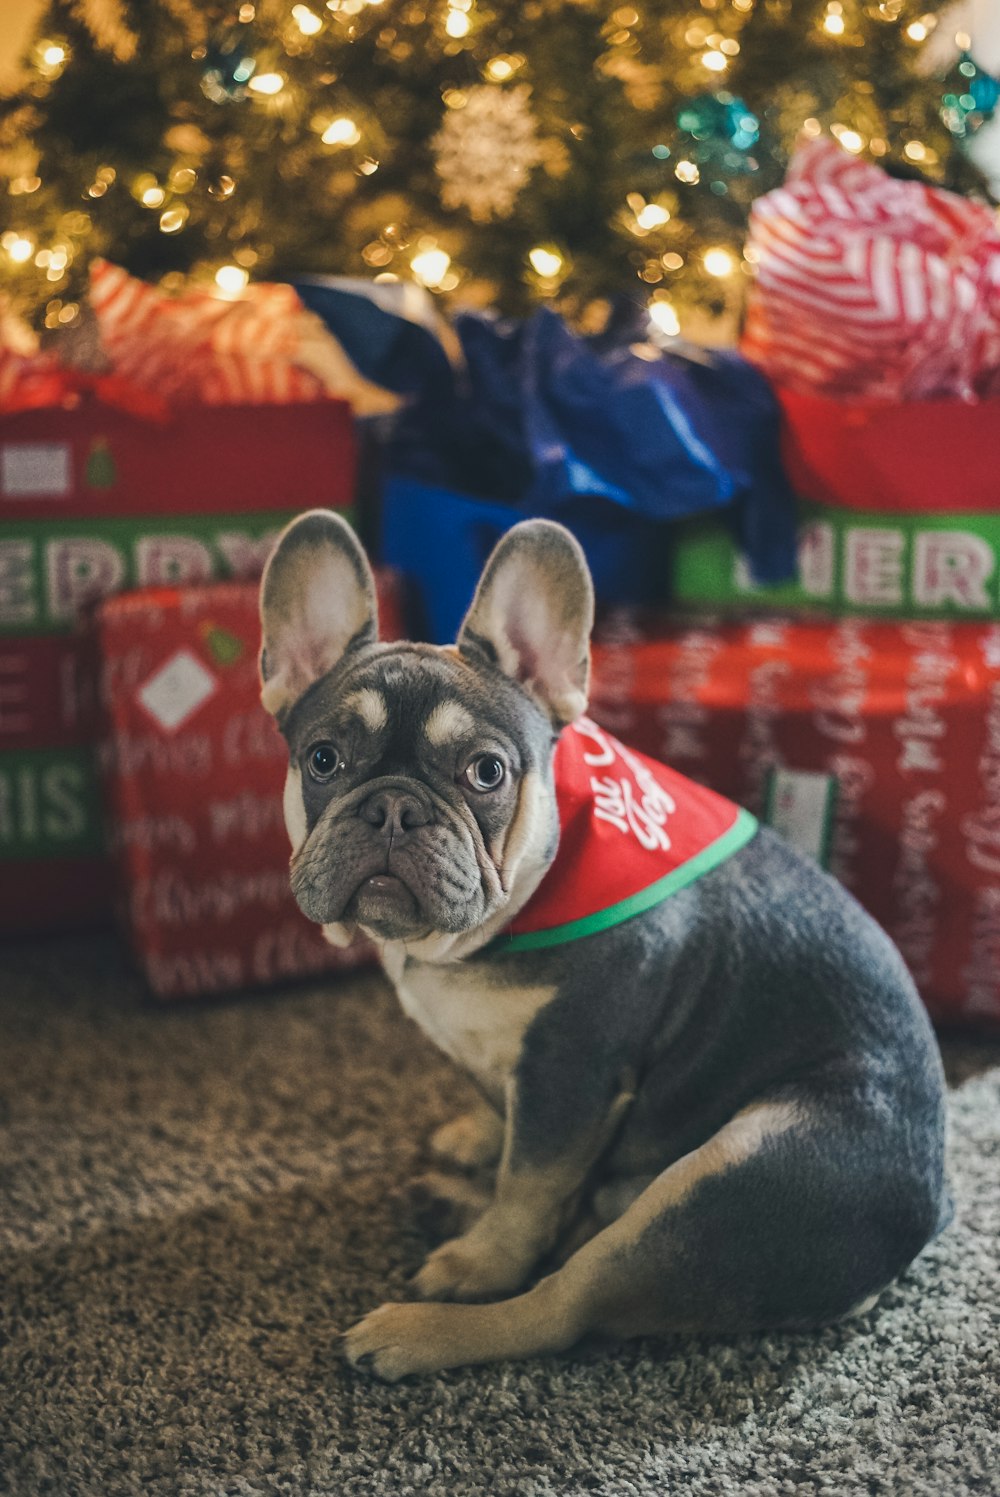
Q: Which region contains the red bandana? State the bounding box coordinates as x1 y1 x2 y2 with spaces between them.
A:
501 717 757 950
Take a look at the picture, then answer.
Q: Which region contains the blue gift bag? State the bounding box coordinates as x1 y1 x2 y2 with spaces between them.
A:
381 477 671 644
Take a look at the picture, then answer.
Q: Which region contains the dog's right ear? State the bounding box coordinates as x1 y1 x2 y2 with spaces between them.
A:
259 510 378 720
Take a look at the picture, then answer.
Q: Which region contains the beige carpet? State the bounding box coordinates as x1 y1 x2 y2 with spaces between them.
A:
2 933 999 1496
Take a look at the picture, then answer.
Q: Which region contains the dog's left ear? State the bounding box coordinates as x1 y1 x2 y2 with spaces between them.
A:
259 509 378 719
457 520 594 728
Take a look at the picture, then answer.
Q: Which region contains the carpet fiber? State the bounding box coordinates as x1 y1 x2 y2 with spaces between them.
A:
2 934 999 1496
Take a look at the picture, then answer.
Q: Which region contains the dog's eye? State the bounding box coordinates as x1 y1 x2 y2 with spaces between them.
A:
464 753 506 793
306 741 343 783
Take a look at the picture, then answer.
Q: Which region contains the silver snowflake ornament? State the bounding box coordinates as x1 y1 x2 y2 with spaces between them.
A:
432 83 544 222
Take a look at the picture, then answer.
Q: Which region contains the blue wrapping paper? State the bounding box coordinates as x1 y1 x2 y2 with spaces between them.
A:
295 283 798 640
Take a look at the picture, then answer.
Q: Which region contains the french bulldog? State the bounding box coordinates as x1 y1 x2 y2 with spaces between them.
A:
259 509 949 1382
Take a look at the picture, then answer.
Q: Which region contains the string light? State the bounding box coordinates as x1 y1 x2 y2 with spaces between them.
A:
159 206 188 233
35 40 69 78
675 160 700 184
322 117 361 145
141 186 166 207
446 9 471 37
486 56 518 80
215 264 250 294
703 246 736 277
292 5 323 34
823 3 845 36
635 203 670 230
248 73 285 94
410 246 451 287
649 300 680 336
701 50 728 72
832 124 864 153
3 235 35 264
529 246 564 277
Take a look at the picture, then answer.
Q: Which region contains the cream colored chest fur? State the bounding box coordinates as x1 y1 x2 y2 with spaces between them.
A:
384 955 555 1102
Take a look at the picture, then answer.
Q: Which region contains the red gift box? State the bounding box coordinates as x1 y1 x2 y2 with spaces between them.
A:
94 571 406 999
590 613 1000 1031
776 385 1000 517
0 395 356 935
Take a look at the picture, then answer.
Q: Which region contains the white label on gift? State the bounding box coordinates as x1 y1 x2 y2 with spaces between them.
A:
763 767 837 868
1 442 73 498
138 649 218 734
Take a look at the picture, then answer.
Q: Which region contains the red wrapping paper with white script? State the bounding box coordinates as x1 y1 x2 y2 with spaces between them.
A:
741 138 1000 401
95 573 407 999
590 613 1000 1031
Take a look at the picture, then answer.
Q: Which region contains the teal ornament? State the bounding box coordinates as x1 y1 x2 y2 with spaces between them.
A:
941 52 1000 139
675 92 760 176
201 24 258 104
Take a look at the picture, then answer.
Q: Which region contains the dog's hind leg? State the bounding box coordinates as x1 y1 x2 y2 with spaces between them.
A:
342 1087 945 1380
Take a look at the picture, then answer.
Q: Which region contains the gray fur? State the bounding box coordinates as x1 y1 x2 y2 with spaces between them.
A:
259 514 949 1379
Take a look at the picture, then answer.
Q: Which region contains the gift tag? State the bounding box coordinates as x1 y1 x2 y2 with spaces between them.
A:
1 442 72 499
137 649 218 733
763 767 837 868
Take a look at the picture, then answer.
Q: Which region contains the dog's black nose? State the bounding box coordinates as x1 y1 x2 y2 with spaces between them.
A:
359 788 431 836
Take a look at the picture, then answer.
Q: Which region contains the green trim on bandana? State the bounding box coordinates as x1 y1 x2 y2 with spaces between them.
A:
496 806 759 953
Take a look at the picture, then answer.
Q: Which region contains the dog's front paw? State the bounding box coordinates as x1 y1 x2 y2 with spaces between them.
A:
430 1108 503 1170
411 1230 530 1302
342 1301 470 1381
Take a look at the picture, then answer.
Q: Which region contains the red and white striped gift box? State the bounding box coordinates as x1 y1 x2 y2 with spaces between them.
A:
88 259 328 406
741 139 1000 402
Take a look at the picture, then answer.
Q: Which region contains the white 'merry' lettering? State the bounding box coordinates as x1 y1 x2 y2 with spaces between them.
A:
913 531 994 610
844 528 905 607
0 540 35 626
216 529 283 579
136 536 213 587
46 537 125 623
734 521 835 599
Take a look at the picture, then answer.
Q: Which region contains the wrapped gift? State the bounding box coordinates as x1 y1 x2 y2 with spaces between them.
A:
1 260 370 934
94 572 406 999
672 139 1000 618
670 384 1000 619
0 383 356 934
590 612 1000 1030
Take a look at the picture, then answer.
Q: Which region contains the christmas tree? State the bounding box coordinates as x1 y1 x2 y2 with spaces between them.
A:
0 0 987 338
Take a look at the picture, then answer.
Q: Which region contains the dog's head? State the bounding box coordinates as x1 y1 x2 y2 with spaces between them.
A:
259 511 593 953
